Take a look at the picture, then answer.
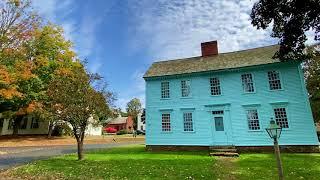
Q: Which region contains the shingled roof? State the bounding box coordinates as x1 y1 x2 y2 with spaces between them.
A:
144 45 280 78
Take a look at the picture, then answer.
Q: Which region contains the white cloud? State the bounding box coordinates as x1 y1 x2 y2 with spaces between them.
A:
32 0 104 71
75 15 104 58
129 0 318 61
32 0 76 41
128 0 276 61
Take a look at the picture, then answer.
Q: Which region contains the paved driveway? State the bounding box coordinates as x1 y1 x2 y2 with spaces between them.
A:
0 142 143 170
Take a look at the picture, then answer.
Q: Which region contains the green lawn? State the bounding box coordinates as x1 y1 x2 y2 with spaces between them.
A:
6 145 320 180
233 153 320 180
10 145 215 179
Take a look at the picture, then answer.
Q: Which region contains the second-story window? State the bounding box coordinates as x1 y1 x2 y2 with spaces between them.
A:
181 80 191 97
241 73 255 93
161 81 170 99
268 71 282 90
210 77 221 95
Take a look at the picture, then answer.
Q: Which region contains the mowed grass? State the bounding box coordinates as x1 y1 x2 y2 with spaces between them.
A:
233 153 320 180
214 153 320 180
10 145 215 180
6 145 320 180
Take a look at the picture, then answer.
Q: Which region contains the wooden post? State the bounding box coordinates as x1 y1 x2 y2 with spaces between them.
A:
274 138 284 180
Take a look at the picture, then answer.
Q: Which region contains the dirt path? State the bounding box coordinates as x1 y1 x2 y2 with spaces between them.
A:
213 157 238 180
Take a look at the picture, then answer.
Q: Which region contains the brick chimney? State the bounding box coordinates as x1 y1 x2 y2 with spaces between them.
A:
201 41 218 57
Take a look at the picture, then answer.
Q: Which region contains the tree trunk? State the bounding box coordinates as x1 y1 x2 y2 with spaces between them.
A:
47 122 54 139
77 139 84 160
76 131 85 160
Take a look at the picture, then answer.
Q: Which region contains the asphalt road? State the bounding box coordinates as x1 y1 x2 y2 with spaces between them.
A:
0 142 143 170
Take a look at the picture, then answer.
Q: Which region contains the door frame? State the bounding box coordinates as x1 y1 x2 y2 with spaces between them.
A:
205 103 233 146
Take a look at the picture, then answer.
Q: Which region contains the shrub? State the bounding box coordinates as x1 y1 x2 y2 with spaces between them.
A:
116 129 128 135
104 127 117 133
51 123 72 136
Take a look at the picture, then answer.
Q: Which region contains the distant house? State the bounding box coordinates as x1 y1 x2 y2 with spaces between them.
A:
0 113 103 136
0 114 49 136
143 40 319 151
106 115 134 132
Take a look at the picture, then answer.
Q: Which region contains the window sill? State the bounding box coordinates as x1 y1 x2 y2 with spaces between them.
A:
268 88 284 92
182 131 196 133
248 130 263 132
180 96 192 99
160 98 171 100
161 131 173 134
210 94 222 97
242 91 256 94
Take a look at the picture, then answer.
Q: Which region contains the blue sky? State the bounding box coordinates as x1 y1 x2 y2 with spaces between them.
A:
33 0 315 110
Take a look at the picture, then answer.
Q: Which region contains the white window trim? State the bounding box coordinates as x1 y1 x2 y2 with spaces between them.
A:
209 77 222 96
272 105 290 129
181 79 192 98
242 104 263 132
267 70 284 91
161 112 172 133
241 73 256 93
182 111 195 132
160 81 170 99
245 108 262 131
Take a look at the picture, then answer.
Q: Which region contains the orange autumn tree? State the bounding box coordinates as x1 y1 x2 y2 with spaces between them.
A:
0 0 76 135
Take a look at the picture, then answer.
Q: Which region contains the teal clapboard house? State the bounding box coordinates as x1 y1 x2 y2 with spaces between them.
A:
143 41 319 151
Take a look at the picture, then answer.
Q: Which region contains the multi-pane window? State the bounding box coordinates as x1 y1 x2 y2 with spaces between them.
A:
31 118 39 129
183 112 193 132
210 77 221 95
274 107 289 128
268 71 282 90
161 113 171 132
241 73 255 93
246 109 260 130
212 110 224 115
161 82 170 99
181 80 191 97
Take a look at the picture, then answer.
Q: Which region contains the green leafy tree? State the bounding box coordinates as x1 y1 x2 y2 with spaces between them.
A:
47 64 114 160
251 0 320 61
0 24 76 135
126 98 142 129
304 45 320 123
0 0 76 136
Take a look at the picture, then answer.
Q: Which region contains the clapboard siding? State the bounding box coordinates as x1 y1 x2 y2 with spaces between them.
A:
145 62 318 146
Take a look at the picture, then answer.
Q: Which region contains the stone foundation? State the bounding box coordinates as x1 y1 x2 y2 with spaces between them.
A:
146 145 320 153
